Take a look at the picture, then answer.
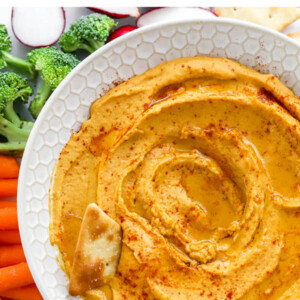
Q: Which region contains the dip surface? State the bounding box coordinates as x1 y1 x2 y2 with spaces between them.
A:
50 57 300 299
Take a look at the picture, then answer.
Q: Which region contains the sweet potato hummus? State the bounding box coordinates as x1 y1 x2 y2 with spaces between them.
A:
50 57 300 299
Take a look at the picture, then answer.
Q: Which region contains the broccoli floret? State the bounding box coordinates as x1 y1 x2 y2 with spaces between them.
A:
59 14 117 54
0 72 34 156
27 46 80 118
0 25 35 78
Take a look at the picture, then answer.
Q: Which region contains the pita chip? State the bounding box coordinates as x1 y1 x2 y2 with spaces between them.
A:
85 287 111 300
69 203 122 296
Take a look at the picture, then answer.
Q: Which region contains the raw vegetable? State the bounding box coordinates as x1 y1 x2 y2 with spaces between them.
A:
0 284 42 300
108 25 137 42
0 245 25 267
12 7 66 48
27 46 80 119
0 202 17 208
0 179 18 198
0 25 35 77
0 156 19 179
0 262 34 292
136 7 217 27
0 231 21 244
0 207 18 230
88 7 140 18
59 13 117 53
0 72 34 156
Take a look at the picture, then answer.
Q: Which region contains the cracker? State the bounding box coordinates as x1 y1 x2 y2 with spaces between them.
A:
69 203 122 296
214 7 300 31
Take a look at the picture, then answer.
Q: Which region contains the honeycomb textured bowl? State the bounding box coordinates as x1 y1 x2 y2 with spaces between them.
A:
18 18 300 299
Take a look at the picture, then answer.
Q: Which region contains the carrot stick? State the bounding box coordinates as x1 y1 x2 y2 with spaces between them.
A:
0 208 18 230
0 156 19 179
0 263 34 292
0 180 18 198
0 245 25 267
0 231 21 245
0 202 16 209
0 196 16 202
0 284 42 300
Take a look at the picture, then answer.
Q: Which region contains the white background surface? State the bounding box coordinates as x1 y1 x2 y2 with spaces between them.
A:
2 1 300 7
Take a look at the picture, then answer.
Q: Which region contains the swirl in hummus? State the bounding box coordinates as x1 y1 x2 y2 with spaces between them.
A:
50 57 300 299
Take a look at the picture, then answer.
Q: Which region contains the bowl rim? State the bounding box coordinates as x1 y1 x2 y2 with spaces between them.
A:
17 17 300 299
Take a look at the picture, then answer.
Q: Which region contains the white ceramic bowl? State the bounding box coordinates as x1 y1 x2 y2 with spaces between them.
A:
18 18 300 299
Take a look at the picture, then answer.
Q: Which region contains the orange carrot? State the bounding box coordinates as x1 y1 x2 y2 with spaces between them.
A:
0 156 19 179
0 208 18 230
0 196 16 202
0 231 21 245
0 202 16 209
0 284 42 300
0 263 34 292
0 245 25 267
0 180 18 198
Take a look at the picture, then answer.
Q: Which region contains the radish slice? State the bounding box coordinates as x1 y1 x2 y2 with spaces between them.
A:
12 7 65 48
137 7 216 27
108 25 137 42
88 7 140 18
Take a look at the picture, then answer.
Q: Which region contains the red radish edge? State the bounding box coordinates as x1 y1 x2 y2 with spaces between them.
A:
136 7 217 27
11 7 66 48
88 7 140 18
108 25 137 42
200 7 218 17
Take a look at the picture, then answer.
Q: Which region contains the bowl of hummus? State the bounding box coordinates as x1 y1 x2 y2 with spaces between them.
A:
18 18 300 300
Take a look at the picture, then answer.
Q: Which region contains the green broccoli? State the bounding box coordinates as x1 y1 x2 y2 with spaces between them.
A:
59 14 117 54
27 46 80 119
0 72 34 156
0 25 35 78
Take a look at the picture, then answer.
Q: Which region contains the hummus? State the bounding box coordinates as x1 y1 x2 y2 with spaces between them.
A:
50 57 300 299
